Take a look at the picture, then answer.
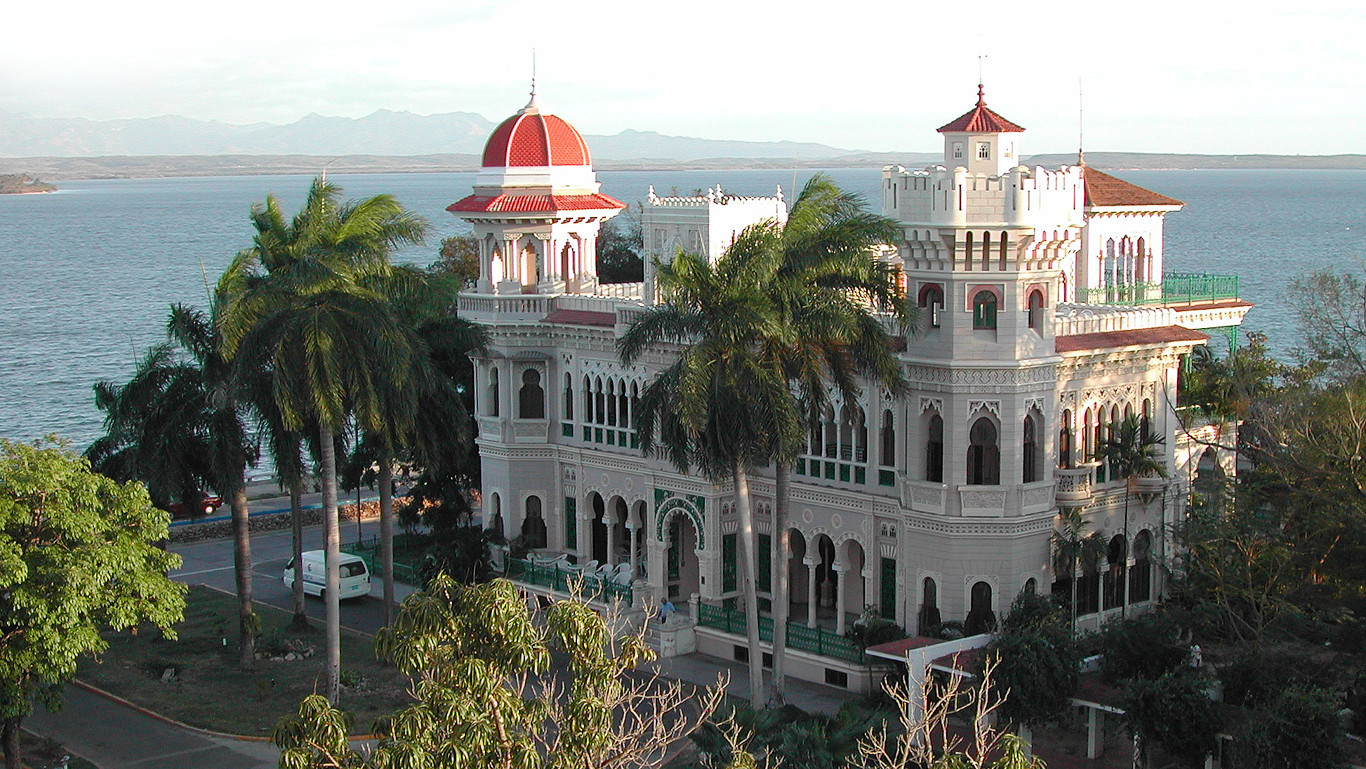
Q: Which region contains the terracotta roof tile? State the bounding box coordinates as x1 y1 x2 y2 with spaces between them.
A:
542 309 616 327
938 85 1025 134
482 111 592 168
1083 167 1184 208
1056 325 1208 353
447 193 627 214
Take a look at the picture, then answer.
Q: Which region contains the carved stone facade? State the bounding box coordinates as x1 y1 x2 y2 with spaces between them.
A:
454 89 1245 688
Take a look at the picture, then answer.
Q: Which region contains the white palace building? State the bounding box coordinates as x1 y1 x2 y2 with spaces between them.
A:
450 87 1250 691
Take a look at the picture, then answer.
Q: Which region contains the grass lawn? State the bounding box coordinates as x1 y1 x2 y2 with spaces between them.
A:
77 586 414 737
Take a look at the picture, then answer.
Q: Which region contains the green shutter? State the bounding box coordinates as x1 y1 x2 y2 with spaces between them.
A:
723 533 737 593
880 557 897 620
564 497 577 550
757 533 771 592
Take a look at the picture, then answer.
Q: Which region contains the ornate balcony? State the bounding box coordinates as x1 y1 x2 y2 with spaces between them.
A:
1055 465 1097 508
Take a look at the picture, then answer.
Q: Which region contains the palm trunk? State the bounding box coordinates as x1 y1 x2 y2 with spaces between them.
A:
290 477 307 629
770 463 791 706
733 461 764 707
379 456 396 627
319 424 342 704
230 482 255 668
1122 487 1131 619
2 715 21 769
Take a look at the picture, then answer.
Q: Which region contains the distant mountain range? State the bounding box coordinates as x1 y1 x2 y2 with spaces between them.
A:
0 109 860 160
1 109 1362 179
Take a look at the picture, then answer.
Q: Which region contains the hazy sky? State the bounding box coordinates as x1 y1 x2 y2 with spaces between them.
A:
4 0 1363 154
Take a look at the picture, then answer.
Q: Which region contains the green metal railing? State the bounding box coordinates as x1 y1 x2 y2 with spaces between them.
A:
696 603 867 663
342 533 429 584
505 558 633 606
1075 273 1239 307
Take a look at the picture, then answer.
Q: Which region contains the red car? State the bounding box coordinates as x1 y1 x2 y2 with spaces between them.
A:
167 493 223 518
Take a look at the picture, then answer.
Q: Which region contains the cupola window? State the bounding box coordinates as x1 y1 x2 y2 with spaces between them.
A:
972 290 998 330
977 142 991 160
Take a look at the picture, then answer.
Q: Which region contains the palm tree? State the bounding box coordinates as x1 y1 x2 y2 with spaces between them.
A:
89 304 261 669
620 230 803 706
218 177 427 702
1096 413 1168 617
166 303 260 668
764 174 912 705
1050 507 1106 631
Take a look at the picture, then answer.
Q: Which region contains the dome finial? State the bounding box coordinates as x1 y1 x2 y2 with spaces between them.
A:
976 82 986 108
524 50 540 113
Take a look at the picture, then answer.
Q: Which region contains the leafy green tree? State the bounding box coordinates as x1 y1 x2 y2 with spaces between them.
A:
0 438 186 769
1227 685 1347 769
273 575 720 769
1096 612 1188 684
1122 669 1223 769
986 593 1079 738
1292 268 1366 383
434 233 481 287
620 229 803 706
218 176 427 702
597 202 643 284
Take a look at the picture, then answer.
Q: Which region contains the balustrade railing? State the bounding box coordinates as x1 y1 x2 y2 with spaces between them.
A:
695 603 867 663
1073 273 1239 308
505 558 633 606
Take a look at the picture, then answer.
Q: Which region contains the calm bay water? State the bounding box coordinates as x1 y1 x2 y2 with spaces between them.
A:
0 168 1362 447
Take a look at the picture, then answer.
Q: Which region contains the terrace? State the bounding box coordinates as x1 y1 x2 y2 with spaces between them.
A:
1074 273 1239 307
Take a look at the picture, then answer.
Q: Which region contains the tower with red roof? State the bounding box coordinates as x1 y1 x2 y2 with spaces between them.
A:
449 88 626 295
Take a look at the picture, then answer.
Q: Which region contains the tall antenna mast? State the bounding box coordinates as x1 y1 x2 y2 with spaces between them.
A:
1077 77 1085 166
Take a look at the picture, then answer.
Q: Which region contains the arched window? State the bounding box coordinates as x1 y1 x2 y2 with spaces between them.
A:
582 375 593 424
1130 530 1152 603
1103 535 1127 610
605 379 618 426
594 377 606 425
1027 289 1045 332
489 492 504 537
926 413 944 483
880 409 895 467
998 232 1008 271
964 231 974 271
1023 414 1040 483
972 291 998 330
563 374 574 421
1059 409 1073 469
518 369 545 419
823 407 838 459
522 495 547 549
486 366 500 417
1024 577 1037 594
1093 409 1106 483
1135 237 1147 283
854 406 868 463
918 577 940 634
1141 398 1153 442
967 417 1000 485
918 284 945 328
965 581 996 634
981 230 991 271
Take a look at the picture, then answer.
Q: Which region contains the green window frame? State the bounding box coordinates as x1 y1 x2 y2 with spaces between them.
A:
880 557 897 620
564 497 577 550
972 290 998 330
722 533 737 593
757 533 771 592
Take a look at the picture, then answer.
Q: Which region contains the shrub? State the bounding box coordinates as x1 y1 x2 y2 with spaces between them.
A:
1227 686 1347 769
1219 649 1337 708
1124 669 1224 767
1098 613 1188 683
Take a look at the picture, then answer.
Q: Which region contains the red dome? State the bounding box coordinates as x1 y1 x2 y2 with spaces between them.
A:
481 108 592 168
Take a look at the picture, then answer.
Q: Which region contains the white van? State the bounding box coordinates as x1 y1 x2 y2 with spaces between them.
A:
283 550 371 601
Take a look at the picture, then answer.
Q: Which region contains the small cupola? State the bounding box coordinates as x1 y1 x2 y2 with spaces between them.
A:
937 84 1025 177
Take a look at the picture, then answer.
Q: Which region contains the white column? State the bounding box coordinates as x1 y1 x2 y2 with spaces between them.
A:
628 523 640 578
1087 708 1103 759
605 514 617 566
834 564 848 635
805 557 818 628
